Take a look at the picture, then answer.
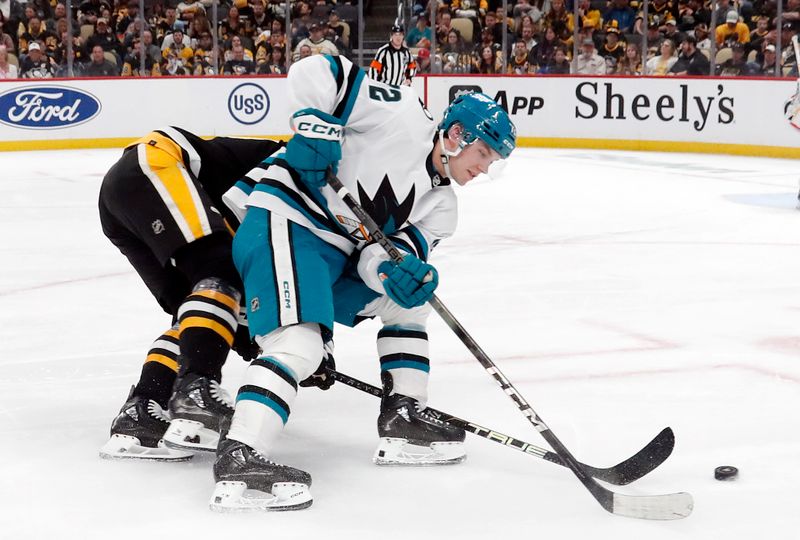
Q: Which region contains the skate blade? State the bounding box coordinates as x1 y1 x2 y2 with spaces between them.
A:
209 481 312 512
99 434 194 462
163 419 220 453
373 437 466 466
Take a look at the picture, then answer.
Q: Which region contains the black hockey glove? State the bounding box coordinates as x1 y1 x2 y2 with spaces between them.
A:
232 325 261 362
300 342 336 390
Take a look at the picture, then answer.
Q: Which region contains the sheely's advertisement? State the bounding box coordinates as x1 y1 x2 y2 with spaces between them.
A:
0 75 797 153
430 76 799 148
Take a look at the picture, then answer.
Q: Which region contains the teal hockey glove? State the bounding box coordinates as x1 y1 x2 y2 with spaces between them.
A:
285 108 343 189
378 256 439 309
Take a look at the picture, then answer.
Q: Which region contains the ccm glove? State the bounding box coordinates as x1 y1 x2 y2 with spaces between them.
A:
378 256 439 309
285 108 343 188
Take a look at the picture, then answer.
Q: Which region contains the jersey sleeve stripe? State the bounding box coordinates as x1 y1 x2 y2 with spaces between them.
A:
387 235 415 257
333 62 365 124
395 225 428 260
160 126 203 178
254 180 336 231
325 54 344 93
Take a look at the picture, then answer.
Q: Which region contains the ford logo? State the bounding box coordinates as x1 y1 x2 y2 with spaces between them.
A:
0 86 101 129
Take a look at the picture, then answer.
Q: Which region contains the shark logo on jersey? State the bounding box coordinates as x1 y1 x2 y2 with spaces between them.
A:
355 175 415 237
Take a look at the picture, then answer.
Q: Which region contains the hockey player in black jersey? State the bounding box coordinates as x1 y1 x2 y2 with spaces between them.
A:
98 126 283 461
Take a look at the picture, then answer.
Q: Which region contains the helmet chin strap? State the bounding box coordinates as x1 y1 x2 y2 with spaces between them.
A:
439 128 467 180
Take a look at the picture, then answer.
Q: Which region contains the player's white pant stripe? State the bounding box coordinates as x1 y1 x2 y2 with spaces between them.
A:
161 126 202 178
177 300 238 329
152 339 180 355
270 214 299 327
138 145 194 243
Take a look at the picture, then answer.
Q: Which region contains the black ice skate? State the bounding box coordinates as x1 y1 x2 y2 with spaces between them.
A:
210 438 312 512
375 372 466 466
99 386 193 462
162 373 234 453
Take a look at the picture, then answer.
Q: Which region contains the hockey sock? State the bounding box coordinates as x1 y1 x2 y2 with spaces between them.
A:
177 278 241 381
377 326 430 406
228 356 298 455
135 325 180 408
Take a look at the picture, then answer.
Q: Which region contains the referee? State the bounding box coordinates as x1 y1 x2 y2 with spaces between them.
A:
368 24 417 86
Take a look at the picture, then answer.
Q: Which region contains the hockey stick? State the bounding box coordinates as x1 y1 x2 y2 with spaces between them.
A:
325 169 693 520
787 35 800 129
328 367 674 486
793 34 800 71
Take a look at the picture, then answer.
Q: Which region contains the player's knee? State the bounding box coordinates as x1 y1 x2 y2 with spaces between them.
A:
255 323 324 382
191 276 242 304
178 277 243 351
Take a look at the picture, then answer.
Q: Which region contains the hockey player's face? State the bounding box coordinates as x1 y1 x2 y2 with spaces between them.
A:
451 139 502 186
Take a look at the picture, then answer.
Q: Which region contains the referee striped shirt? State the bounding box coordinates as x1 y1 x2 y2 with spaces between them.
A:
368 43 417 86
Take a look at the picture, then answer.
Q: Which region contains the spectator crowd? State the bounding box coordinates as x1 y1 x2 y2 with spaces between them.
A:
406 0 799 76
0 0 357 77
0 0 796 78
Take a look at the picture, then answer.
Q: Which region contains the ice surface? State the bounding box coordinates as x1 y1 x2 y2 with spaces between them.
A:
1 147 798 539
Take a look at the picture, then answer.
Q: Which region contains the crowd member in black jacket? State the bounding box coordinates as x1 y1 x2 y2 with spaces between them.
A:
84 44 119 76
669 34 710 75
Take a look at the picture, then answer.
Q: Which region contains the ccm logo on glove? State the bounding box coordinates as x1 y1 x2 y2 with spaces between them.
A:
294 118 343 140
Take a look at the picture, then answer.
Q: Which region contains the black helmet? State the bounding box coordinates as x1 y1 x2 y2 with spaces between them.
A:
391 24 404 34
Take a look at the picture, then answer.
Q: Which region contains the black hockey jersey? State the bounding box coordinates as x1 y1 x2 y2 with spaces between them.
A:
127 126 283 229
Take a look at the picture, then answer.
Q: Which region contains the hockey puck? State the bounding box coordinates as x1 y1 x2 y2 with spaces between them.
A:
714 465 738 481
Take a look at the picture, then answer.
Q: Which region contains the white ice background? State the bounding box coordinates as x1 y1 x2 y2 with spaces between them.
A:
1 147 798 539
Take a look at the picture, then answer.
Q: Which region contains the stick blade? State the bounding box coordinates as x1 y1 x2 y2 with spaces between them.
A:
591 426 675 485
611 491 694 520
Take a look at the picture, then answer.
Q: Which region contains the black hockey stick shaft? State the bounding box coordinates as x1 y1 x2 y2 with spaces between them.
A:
326 169 692 519
328 367 674 485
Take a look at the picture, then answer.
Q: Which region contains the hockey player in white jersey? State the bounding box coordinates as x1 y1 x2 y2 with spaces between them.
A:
211 54 516 512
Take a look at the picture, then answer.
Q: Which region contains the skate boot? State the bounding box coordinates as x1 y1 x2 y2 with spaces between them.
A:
210 438 312 512
99 386 193 461
163 373 234 453
374 372 466 466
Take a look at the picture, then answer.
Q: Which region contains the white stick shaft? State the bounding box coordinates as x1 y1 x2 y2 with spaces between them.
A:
793 34 800 67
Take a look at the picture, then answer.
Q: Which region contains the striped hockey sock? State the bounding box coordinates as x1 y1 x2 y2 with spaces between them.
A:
135 325 180 408
377 326 430 404
177 279 240 381
228 356 299 455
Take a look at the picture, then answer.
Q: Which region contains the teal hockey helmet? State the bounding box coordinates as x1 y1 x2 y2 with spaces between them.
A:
438 92 516 159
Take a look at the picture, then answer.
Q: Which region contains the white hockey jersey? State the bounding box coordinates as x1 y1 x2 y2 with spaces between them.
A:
224 55 457 293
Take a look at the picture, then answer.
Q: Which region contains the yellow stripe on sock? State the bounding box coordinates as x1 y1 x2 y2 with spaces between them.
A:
164 328 180 339
179 316 235 346
145 353 180 372
193 289 239 312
